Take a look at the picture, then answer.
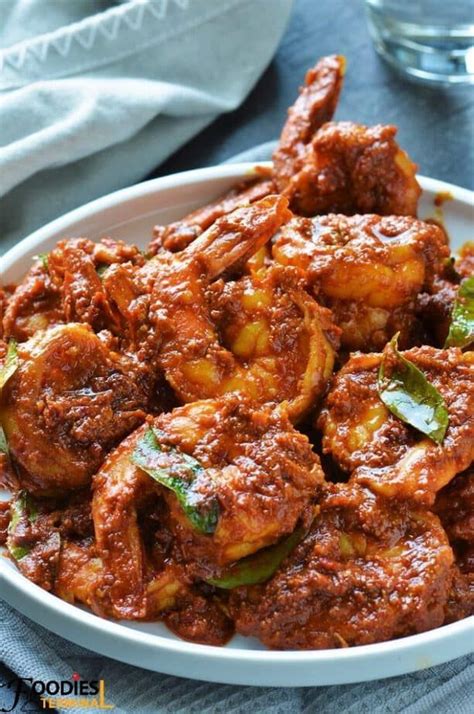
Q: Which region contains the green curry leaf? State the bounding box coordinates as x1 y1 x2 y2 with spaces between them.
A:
7 492 38 561
0 426 8 455
35 252 49 271
0 340 18 390
131 428 219 535
207 525 306 589
96 264 109 278
377 335 449 444
445 276 474 349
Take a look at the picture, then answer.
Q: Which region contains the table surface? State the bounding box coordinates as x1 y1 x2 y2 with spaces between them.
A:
152 0 474 191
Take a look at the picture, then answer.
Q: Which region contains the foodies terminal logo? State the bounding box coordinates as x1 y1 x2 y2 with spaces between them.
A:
0 672 114 711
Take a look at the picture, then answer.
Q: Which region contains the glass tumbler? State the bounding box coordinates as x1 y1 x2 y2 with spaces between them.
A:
364 0 474 84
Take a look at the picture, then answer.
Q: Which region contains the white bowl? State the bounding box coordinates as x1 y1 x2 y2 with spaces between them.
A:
1 163 473 687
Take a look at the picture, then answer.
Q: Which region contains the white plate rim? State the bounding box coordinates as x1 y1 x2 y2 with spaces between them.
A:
1 164 473 687
2 164 473 270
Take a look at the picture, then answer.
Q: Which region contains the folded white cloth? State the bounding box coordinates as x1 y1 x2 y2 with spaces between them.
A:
0 0 292 254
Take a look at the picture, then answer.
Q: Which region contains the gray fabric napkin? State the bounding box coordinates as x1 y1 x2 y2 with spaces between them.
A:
0 0 292 254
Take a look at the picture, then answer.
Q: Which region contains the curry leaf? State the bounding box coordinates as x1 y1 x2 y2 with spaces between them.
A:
377 335 449 444
34 253 49 271
445 276 474 349
131 428 219 535
0 426 8 455
7 492 38 561
207 525 305 589
0 340 18 390
96 264 109 278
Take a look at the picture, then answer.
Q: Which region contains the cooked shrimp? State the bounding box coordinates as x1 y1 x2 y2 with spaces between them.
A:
435 468 474 545
151 54 345 257
2 260 63 342
2 238 145 343
150 396 323 569
150 172 275 255
5 488 94 591
5 492 62 590
206 266 339 417
416 273 459 346
443 563 474 624
272 55 345 192
0 323 147 492
15 493 134 615
54 540 103 609
319 347 474 505
151 196 338 418
55 530 190 621
47 237 145 331
91 395 323 616
273 213 449 350
92 424 184 618
279 121 421 217
162 589 234 645
230 482 453 649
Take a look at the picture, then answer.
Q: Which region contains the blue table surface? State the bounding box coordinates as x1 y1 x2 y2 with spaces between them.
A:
152 0 474 191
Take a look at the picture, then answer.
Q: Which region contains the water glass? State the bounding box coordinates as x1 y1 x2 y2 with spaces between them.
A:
364 0 474 84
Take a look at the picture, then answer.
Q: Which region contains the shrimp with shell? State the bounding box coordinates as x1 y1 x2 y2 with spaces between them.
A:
434 467 474 623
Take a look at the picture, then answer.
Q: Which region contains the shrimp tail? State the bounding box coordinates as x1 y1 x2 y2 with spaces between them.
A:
273 55 346 191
